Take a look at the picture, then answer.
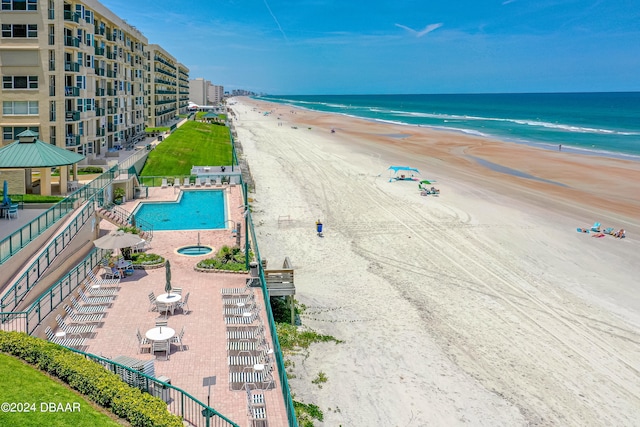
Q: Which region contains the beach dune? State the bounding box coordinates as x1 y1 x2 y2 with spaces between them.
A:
231 97 640 426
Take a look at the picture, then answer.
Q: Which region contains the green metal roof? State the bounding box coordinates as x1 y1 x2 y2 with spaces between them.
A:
203 112 219 118
0 131 85 168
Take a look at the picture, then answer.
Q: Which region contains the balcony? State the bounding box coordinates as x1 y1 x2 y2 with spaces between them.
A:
64 62 80 72
107 88 117 96
64 10 81 23
65 111 80 121
64 36 80 48
95 26 105 36
96 108 105 116
65 86 80 97
96 128 105 137
106 51 115 60
95 88 105 97
65 134 81 147
95 67 105 77
107 107 117 114
106 70 115 78
94 46 105 56
108 123 118 132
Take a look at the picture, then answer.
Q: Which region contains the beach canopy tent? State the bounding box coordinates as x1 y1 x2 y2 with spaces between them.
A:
388 166 421 182
0 130 85 196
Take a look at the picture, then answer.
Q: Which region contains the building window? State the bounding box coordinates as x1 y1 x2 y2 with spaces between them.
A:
50 100 56 121
1 24 37 38
50 126 56 145
2 126 39 140
2 0 38 11
49 50 55 71
48 24 54 45
3 101 39 115
49 75 56 96
2 75 38 89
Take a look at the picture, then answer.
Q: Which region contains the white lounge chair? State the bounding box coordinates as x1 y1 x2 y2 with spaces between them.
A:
183 177 191 187
194 177 202 187
161 178 168 188
204 177 211 187
174 178 180 188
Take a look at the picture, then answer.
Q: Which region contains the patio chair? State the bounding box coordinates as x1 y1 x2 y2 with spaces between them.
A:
152 340 170 360
55 314 95 336
7 204 18 220
155 319 168 327
174 178 180 188
161 178 168 188
63 304 104 324
171 287 183 295
183 177 191 187
175 292 190 314
194 177 202 187
204 177 212 187
148 292 158 311
171 326 186 351
136 328 151 354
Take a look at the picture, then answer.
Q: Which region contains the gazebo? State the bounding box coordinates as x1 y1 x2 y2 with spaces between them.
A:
0 130 85 196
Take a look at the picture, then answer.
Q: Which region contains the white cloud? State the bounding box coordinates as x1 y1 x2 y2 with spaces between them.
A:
395 23 444 37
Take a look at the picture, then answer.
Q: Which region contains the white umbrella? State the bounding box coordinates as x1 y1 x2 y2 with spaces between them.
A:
93 231 144 251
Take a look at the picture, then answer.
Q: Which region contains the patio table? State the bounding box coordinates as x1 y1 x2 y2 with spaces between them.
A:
146 326 175 342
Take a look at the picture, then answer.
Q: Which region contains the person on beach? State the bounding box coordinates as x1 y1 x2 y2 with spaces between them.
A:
559 144 562 151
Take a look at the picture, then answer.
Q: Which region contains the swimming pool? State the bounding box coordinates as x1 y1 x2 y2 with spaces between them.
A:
134 190 227 231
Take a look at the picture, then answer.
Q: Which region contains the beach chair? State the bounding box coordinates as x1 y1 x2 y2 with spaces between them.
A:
174 178 180 188
87 269 120 287
161 178 168 188
55 314 95 336
204 177 212 187
590 222 601 232
183 177 191 187
81 282 118 296
71 296 108 313
45 326 86 348
194 177 202 187
7 204 18 220
77 288 114 306
64 304 104 324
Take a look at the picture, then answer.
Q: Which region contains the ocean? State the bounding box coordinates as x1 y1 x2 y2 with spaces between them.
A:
256 93 640 160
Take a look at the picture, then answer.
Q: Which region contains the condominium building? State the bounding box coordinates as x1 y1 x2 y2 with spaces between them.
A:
1 0 188 159
147 44 189 127
208 84 223 104
189 78 224 106
189 77 209 105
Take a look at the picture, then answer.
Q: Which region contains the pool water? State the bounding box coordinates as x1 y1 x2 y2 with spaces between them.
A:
177 245 213 256
134 190 227 230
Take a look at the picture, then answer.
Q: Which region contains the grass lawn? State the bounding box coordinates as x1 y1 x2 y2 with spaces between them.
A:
141 120 232 178
0 353 126 427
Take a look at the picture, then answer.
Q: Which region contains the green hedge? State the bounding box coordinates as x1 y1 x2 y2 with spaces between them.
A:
0 331 182 427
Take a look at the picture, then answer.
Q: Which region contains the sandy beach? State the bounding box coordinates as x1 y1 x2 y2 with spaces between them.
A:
229 97 640 426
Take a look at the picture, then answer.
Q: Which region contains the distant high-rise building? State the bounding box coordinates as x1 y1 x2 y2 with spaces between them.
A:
189 77 209 105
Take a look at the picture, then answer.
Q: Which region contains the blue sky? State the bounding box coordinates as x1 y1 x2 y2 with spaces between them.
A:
102 0 640 95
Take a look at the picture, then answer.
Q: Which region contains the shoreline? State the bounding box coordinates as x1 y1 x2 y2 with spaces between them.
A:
255 96 640 161
231 96 640 426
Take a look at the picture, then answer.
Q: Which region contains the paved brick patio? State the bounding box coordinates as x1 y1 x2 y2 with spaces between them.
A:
71 186 288 427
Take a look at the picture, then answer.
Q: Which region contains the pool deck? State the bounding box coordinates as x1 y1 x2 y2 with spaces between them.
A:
38 185 289 427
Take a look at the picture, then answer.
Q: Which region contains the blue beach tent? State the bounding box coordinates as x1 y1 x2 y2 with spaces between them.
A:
388 166 420 182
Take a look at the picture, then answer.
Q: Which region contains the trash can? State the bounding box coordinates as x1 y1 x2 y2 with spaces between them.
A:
155 376 171 403
249 261 259 278
316 221 323 234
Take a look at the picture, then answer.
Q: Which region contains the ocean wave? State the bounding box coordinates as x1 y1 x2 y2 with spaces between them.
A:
387 110 639 136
